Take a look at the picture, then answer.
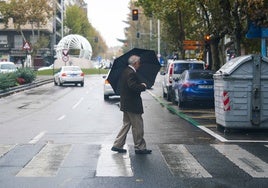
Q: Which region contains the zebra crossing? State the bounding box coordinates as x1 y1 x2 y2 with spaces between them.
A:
0 143 267 179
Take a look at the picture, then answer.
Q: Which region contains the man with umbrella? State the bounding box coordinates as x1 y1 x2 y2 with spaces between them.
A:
111 55 152 154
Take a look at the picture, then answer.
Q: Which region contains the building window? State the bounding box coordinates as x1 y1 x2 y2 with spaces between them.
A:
14 35 23 48
0 35 7 44
30 35 37 44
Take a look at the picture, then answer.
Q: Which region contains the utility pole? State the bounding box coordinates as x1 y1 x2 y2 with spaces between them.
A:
157 19 161 59
150 18 152 49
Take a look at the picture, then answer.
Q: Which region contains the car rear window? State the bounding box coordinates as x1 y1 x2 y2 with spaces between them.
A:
63 67 81 71
173 63 204 74
189 71 214 80
0 64 16 69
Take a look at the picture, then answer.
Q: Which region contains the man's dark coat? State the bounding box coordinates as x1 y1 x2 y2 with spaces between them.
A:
120 66 146 114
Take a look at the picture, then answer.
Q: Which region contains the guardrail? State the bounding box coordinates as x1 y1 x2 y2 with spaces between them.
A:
0 77 53 98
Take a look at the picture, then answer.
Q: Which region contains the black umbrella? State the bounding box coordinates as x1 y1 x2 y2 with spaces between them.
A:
107 48 161 95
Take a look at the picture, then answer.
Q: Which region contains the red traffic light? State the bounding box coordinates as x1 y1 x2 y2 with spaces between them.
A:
132 9 138 20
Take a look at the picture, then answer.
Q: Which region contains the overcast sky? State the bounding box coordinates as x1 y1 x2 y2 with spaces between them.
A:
86 0 130 47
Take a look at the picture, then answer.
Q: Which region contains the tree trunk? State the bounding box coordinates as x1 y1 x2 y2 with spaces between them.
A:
210 39 221 71
31 23 35 44
177 9 185 59
19 27 26 42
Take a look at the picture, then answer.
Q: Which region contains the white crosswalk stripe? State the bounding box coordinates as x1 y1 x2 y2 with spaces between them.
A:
212 144 268 178
16 143 72 177
159 144 212 178
0 143 268 179
96 144 133 177
0 144 16 157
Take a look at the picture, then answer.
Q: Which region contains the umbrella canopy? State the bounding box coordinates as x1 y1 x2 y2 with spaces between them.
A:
107 48 161 95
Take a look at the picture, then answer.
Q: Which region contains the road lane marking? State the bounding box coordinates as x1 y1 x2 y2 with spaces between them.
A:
57 114 66 120
212 144 268 178
72 97 84 109
16 143 71 177
0 144 16 157
96 144 133 177
159 144 212 178
199 126 228 142
200 126 268 143
28 131 46 144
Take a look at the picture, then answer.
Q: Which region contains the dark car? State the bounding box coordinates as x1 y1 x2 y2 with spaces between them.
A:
173 69 215 107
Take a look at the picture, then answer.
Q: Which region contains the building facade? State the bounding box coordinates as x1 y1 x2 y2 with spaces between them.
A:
0 0 87 68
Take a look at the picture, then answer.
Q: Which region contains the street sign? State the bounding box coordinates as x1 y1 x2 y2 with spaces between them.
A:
62 49 69 56
183 45 200 50
62 55 69 62
183 40 204 50
183 40 203 46
22 41 31 51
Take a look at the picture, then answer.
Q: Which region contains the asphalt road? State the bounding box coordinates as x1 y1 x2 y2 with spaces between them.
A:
0 74 267 188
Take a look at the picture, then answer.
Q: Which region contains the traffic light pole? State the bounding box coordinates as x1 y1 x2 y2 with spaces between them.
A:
131 9 161 56
157 19 161 58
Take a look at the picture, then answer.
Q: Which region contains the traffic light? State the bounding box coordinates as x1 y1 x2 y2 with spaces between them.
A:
132 9 138 21
204 34 210 41
204 34 211 49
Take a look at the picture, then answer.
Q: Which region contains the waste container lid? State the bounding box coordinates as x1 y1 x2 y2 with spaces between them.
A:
215 55 253 75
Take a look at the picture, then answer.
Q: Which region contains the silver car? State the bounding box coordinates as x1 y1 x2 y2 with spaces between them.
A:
102 74 118 100
0 62 17 73
54 66 84 87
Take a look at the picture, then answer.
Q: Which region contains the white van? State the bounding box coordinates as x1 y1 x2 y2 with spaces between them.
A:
161 59 205 101
0 62 17 73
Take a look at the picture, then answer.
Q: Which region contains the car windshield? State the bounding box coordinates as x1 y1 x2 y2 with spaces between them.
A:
63 67 81 71
0 64 16 69
173 63 204 74
189 71 214 80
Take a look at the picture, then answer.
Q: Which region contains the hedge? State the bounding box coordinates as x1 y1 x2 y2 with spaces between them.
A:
0 68 36 90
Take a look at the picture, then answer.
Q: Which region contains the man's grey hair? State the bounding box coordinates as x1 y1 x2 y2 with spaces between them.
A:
128 55 140 65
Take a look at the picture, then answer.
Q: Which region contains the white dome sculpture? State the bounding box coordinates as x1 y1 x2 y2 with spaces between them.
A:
56 34 92 60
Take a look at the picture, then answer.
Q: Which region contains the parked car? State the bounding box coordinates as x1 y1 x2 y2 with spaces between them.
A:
161 59 205 101
102 72 118 100
173 69 215 107
54 66 84 87
0 62 17 73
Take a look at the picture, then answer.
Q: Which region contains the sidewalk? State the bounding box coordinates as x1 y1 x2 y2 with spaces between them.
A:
0 75 53 98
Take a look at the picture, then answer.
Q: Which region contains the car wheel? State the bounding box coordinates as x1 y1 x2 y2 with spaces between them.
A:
171 90 177 105
59 79 63 86
81 82 84 87
167 90 172 101
54 79 57 86
178 94 185 108
104 95 109 100
178 99 185 108
162 88 167 98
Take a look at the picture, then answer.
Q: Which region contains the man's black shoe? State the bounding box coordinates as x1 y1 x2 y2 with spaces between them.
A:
135 149 152 154
111 146 127 153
